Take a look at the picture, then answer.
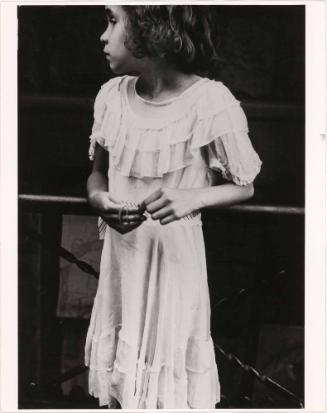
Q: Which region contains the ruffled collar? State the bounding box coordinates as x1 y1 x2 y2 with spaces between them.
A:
131 76 209 107
89 75 262 183
121 76 214 129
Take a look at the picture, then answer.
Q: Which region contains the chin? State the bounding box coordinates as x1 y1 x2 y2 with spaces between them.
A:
110 67 125 75
109 62 126 75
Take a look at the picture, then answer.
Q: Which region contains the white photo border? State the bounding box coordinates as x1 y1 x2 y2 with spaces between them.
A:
1 1 326 412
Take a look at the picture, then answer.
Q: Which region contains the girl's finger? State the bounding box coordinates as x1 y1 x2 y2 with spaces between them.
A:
102 214 146 223
121 220 144 226
107 192 125 205
123 214 147 222
105 203 142 214
146 197 169 214
101 213 121 222
160 215 176 225
142 188 162 207
112 222 143 234
151 206 172 220
105 194 143 213
102 208 147 218
101 196 121 210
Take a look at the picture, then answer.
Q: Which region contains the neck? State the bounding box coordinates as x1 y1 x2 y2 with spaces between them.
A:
135 60 201 101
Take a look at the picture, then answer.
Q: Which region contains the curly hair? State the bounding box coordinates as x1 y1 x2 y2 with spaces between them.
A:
122 5 220 76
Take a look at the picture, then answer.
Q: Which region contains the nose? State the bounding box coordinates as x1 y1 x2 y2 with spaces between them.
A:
100 26 109 44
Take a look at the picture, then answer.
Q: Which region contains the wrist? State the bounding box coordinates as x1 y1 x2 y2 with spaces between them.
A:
192 188 208 210
88 190 108 209
87 172 109 202
88 190 99 203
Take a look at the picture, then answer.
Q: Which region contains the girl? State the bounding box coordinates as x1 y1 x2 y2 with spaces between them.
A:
85 5 262 409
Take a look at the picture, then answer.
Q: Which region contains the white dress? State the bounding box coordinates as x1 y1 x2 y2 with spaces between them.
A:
85 75 262 409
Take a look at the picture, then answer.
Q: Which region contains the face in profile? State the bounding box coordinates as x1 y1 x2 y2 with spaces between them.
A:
100 5 141 74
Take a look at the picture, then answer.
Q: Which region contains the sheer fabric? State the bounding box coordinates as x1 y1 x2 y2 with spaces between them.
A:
85 76 261 408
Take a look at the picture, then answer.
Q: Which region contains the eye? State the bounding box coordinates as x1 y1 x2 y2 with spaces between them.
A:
108 16 117 25
105 12 117 26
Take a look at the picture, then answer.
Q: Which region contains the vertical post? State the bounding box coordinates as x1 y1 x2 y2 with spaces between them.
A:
19 212 42 405
38 212 63 397
238 213 267 406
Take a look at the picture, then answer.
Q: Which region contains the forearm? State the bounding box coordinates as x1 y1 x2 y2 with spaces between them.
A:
195 182 254 210
87 171 109 200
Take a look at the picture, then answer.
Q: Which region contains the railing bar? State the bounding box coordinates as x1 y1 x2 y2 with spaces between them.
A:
23 226 99 279
20 95 304 120
19 194 304 216
211 269 286 311
19 194 87 204
227 204 304 215
51 365 87 385
214 342 304 407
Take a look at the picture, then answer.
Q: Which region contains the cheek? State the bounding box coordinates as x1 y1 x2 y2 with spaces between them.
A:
117 40 132 60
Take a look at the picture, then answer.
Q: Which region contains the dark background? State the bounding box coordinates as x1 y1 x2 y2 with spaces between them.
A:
18 5 305 205
18 5 305 409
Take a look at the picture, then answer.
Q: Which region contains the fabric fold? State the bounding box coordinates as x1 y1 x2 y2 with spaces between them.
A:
84 75 261 409
88 76 261 184
85 325 219 409
84 222 220 408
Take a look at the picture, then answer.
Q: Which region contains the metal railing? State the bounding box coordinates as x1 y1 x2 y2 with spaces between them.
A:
19 193 304 408
19 193 305 216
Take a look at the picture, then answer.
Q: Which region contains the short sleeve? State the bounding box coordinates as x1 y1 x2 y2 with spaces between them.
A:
203 85 262 186
88 77 121 161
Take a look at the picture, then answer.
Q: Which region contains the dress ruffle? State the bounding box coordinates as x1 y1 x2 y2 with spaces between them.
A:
85 324 220 409
88 76 262 185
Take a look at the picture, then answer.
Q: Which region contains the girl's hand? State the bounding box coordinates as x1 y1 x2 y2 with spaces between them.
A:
142 188 201 225
89 191 146 234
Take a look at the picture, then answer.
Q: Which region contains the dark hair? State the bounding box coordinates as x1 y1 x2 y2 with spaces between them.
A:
122 5 220 76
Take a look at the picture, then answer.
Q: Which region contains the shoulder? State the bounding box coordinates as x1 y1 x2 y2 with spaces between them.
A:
93 76 134 115
95 76 125 101
193 79 241 120
99 75 133 92
203 79 240 105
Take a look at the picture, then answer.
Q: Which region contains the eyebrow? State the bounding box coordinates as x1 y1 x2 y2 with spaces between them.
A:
105 7 117 19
